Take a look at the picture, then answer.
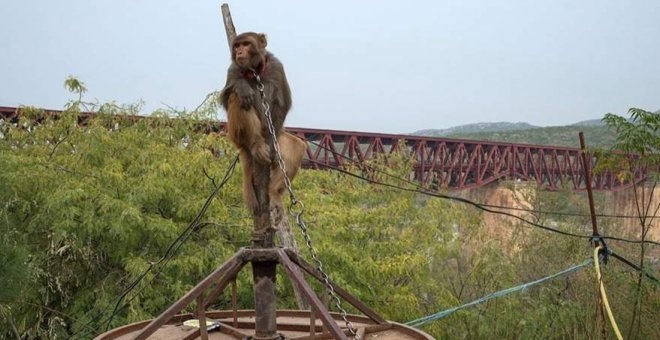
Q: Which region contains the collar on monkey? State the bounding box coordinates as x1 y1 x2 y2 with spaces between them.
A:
241 55 268 80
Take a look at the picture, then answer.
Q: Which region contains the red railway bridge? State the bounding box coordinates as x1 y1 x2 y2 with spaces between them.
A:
0 106 645 192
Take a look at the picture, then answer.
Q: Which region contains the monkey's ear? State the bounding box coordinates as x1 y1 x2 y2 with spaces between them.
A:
258 33 268 48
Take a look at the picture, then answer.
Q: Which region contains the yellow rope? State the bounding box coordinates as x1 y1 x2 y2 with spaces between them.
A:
593 246 623 340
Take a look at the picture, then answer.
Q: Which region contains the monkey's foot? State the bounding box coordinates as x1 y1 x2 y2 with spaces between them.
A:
250 143 272 164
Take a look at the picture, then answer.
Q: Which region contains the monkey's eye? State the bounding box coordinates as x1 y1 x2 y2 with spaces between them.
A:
234 41 251 49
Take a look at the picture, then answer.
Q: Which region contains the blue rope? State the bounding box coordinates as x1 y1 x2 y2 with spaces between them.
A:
405 259 594 328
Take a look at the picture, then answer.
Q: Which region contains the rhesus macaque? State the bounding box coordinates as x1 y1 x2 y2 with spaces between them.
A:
221 32 306 215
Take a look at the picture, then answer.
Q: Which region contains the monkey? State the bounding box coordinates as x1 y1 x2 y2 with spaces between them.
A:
220 32 305 216
221 32 291 165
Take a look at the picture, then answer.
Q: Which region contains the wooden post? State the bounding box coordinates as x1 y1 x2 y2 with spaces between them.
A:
220 0 303 272
252 261 278 338
221 4 237 47
220 4 277 338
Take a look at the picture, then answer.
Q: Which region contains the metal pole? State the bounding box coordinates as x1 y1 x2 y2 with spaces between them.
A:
578 131 609 340
578 132 603 247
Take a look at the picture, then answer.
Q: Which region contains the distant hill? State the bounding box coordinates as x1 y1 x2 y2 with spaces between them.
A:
446 125 615 148
414 122 537 137
412 120 617 149
570 119 606 127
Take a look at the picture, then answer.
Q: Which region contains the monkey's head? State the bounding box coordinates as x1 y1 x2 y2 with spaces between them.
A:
232 32 268 71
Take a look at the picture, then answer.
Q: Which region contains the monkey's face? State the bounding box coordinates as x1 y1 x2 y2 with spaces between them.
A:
233 40 253 68
232 33 268 70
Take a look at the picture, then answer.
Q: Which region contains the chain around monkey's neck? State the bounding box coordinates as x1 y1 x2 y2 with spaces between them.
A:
241 54 268 80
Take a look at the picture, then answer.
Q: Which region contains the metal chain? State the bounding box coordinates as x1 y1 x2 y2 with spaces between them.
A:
253 72 360 339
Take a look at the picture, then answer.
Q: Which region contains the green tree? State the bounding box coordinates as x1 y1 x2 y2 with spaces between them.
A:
0 80 472 338
1 80 658 339
0 83 249 337
599 108 659 339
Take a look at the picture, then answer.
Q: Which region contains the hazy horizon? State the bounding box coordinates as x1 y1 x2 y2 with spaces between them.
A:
1 0 659 134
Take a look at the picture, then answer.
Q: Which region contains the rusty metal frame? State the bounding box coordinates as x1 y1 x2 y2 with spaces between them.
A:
120 247 389 340
287 127 645 192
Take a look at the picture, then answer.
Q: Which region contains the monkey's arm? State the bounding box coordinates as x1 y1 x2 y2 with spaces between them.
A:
221 64 257 109
263 56 291 110
262 55 292 134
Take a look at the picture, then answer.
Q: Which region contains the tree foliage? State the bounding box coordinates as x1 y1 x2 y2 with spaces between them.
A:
603 108 659 153
598 108 659 339
0 89 658 339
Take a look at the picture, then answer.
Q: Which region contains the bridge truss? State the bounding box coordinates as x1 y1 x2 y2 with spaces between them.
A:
288 128 644 192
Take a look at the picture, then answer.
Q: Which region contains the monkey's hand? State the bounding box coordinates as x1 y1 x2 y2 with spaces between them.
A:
234 81 257 109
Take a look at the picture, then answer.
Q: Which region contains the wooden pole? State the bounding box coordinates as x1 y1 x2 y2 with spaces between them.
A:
221 0 303 263
222 0 301 276
221 4 237 47
220 4 277 338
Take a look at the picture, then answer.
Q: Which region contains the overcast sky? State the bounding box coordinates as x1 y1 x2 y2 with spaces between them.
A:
1 0 658 134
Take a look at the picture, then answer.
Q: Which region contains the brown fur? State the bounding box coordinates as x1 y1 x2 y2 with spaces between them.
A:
226 94 271 164
221 32 298 215
221 32 291 139
226 93 305 214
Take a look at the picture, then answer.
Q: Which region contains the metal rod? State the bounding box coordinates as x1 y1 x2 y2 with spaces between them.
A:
277 249 348 340
232 279 238 328
579 132 603 247
579 132 610 335
310 306 317 337
197 296 209 340
201 273 233 308
216 322 251 339
132 251 246 340
286 249 387 324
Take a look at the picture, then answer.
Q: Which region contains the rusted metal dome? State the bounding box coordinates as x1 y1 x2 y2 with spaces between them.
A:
95 248 434 340
96 309 433 339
